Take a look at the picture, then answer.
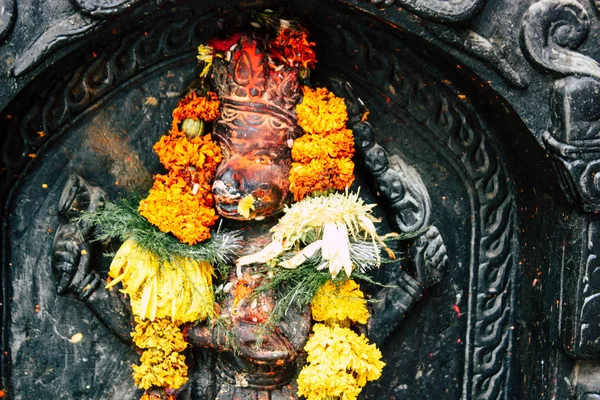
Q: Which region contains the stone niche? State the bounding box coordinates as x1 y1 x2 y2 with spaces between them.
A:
2 0 600 399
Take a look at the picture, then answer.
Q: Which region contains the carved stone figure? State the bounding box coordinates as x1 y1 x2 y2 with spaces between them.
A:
49 34 446 399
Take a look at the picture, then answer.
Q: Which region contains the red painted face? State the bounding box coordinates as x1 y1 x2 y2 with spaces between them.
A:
210 36 300 220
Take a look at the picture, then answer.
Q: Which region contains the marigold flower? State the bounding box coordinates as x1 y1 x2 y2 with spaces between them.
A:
269 28 316 69
291 86 355 200
297 323 385 400
311 280 370 325
153 132 222 177
131 318 188 352
237 194 255 219
132 348 188 390
107 239 215 323
138 175 218 245
291 128 355 164
296 86 348 135
131 319 190 391
289 157 354 201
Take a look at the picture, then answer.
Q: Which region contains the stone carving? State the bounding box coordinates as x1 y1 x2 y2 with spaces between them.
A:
73 0 146 17
353 122 432 234
13 13 101 76
521 0 600 212
425 24 529 89
0 0 16 43
331 80 448 347
320 21 517 399
365 0 486 23
210 36 301 220
2 4 519 398
46 35 449 397
1 12 214 197
521 0 600 80
12 0 148 76
560 219 600 358
577 220 600 356
411 226 448 288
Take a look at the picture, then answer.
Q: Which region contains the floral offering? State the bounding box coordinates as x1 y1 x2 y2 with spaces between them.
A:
79 11 394 400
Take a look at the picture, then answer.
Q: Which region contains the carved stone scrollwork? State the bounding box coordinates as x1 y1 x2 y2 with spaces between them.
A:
521 0 600 79
365 0 486 23
13 0 149 76
73 0 147 17
321 20 517 397
522 0 600 213
561 219 600 358
425 24 529 89
0 0 16 44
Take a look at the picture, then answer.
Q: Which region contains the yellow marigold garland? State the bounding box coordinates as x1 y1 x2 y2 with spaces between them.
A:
311 280 369 326
297 323 385 400
106 87 222 397
131 318 189 390
291 128 355 163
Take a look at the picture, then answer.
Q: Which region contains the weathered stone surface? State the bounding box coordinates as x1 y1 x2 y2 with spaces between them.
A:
2 0 600 399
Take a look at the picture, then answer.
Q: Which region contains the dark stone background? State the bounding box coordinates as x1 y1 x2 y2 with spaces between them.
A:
1 0 600 399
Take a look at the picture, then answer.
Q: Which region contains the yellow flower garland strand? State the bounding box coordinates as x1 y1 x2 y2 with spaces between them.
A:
297 323 385 400
131 318 189 391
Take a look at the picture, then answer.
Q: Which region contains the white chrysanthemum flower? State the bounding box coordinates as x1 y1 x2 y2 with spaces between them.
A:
236 190 393 278
318 222 352 278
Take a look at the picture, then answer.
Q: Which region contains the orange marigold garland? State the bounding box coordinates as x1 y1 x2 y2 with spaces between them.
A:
139 92 223 245
138 174 218 245
296 86 348 134
290 86 355 200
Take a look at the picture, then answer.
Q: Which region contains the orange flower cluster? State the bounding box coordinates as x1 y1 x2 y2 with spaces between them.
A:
153 131 222 183
296 87 348 134
139 93 223 245
171 91 220 135
269 28 316 69
139 174 219 245
290 87 355 201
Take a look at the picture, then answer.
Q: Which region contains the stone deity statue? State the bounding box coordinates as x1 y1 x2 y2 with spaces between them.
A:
51 34 441 399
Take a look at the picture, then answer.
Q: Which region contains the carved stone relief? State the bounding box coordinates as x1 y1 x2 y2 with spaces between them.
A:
12 0 150 76
315 19 518 399
9 0 600 398
0 4 521 398
522 0 600 212
0 0 16 43
364 0 486 23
